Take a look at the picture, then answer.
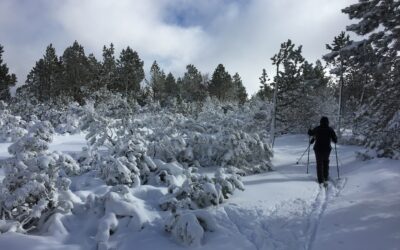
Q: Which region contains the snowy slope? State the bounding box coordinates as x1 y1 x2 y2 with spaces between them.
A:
0 134 399 250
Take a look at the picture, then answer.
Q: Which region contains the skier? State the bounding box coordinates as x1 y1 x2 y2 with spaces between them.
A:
308 116 337 187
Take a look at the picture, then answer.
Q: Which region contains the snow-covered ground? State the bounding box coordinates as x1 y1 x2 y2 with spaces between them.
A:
0 134 399 250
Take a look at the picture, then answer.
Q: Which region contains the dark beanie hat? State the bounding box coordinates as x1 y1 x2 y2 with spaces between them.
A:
320 116 329 126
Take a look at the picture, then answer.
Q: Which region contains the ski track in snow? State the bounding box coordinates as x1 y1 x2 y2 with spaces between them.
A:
223 136 348 250
224 180 347 250
306 178 347 250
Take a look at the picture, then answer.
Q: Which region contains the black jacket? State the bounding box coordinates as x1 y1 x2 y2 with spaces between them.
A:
308 125 337 151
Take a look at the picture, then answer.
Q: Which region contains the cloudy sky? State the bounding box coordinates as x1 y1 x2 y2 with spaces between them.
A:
0 0 358 95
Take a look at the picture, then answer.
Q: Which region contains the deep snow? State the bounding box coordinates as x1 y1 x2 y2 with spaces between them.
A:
0 133 399 250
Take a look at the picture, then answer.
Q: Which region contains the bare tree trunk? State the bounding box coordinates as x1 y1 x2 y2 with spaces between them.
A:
338 67 344 138
125 80 128 98
271 63 279 148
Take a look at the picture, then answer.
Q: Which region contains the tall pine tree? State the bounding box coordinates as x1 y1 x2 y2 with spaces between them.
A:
116 47 144 99
100 44 117 91
180 64 208 102
323 31 352 136
148 61 166 103
60 41 90 103
164 72 179 100
232 73 247 104
271 40 306 133
208 64 233 102
25 44 61 102
257 69 273 101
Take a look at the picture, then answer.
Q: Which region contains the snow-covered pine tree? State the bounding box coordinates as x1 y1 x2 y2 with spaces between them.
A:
0 121 77 232
55 102 84 134
301 60 337 129
93 90 136 120
160 167 244 211
342 0 400 158
81 185 150 250
165 210 217 247
271 40 306 133
80 104 158 186
8 88 40 122
323 31 352 137
0 101 27 142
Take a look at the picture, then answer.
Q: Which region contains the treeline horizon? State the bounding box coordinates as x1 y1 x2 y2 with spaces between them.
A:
1 37 344 107
0 41 249 106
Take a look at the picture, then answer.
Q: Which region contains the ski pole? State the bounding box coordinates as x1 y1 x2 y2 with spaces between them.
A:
307 137 311 174
296 142 311 165
335 143 340 179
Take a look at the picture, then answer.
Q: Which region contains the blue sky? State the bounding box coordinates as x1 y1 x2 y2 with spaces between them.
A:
0 0 358 95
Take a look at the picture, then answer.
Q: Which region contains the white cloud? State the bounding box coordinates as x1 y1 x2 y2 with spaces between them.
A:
0 0 358 95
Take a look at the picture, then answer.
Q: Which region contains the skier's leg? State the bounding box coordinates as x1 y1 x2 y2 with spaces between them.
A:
315 150 324 184
323 150 331 182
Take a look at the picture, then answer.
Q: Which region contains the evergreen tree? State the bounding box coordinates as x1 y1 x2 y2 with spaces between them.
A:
148 61 166 103
232 73 247 104
301 60 335 128
25 59 45 101
271 40 306 133
337 43 377 129
180 64 208 102
60 41 90 103
257 69 273 101
25 44 61 102
0 45 17 102
208 64 233 102
116 47 144 99
342 0 400 158
303 60 329 90
323 31 352 136
0 121 77 231
86 53 101 92
100 44 117 91
164 72 179 100
345 43 376 107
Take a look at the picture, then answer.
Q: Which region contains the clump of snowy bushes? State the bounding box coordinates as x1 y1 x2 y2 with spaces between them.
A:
80 103 158 186
0 97 268 246
131 99 273 175
0 101 27 142
75 99 266 247
54 102 84 134
0 121 79 232
92 88 138 119
9 98 84 135
79 185 149 250
165 210 217 247
160 168 244 211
